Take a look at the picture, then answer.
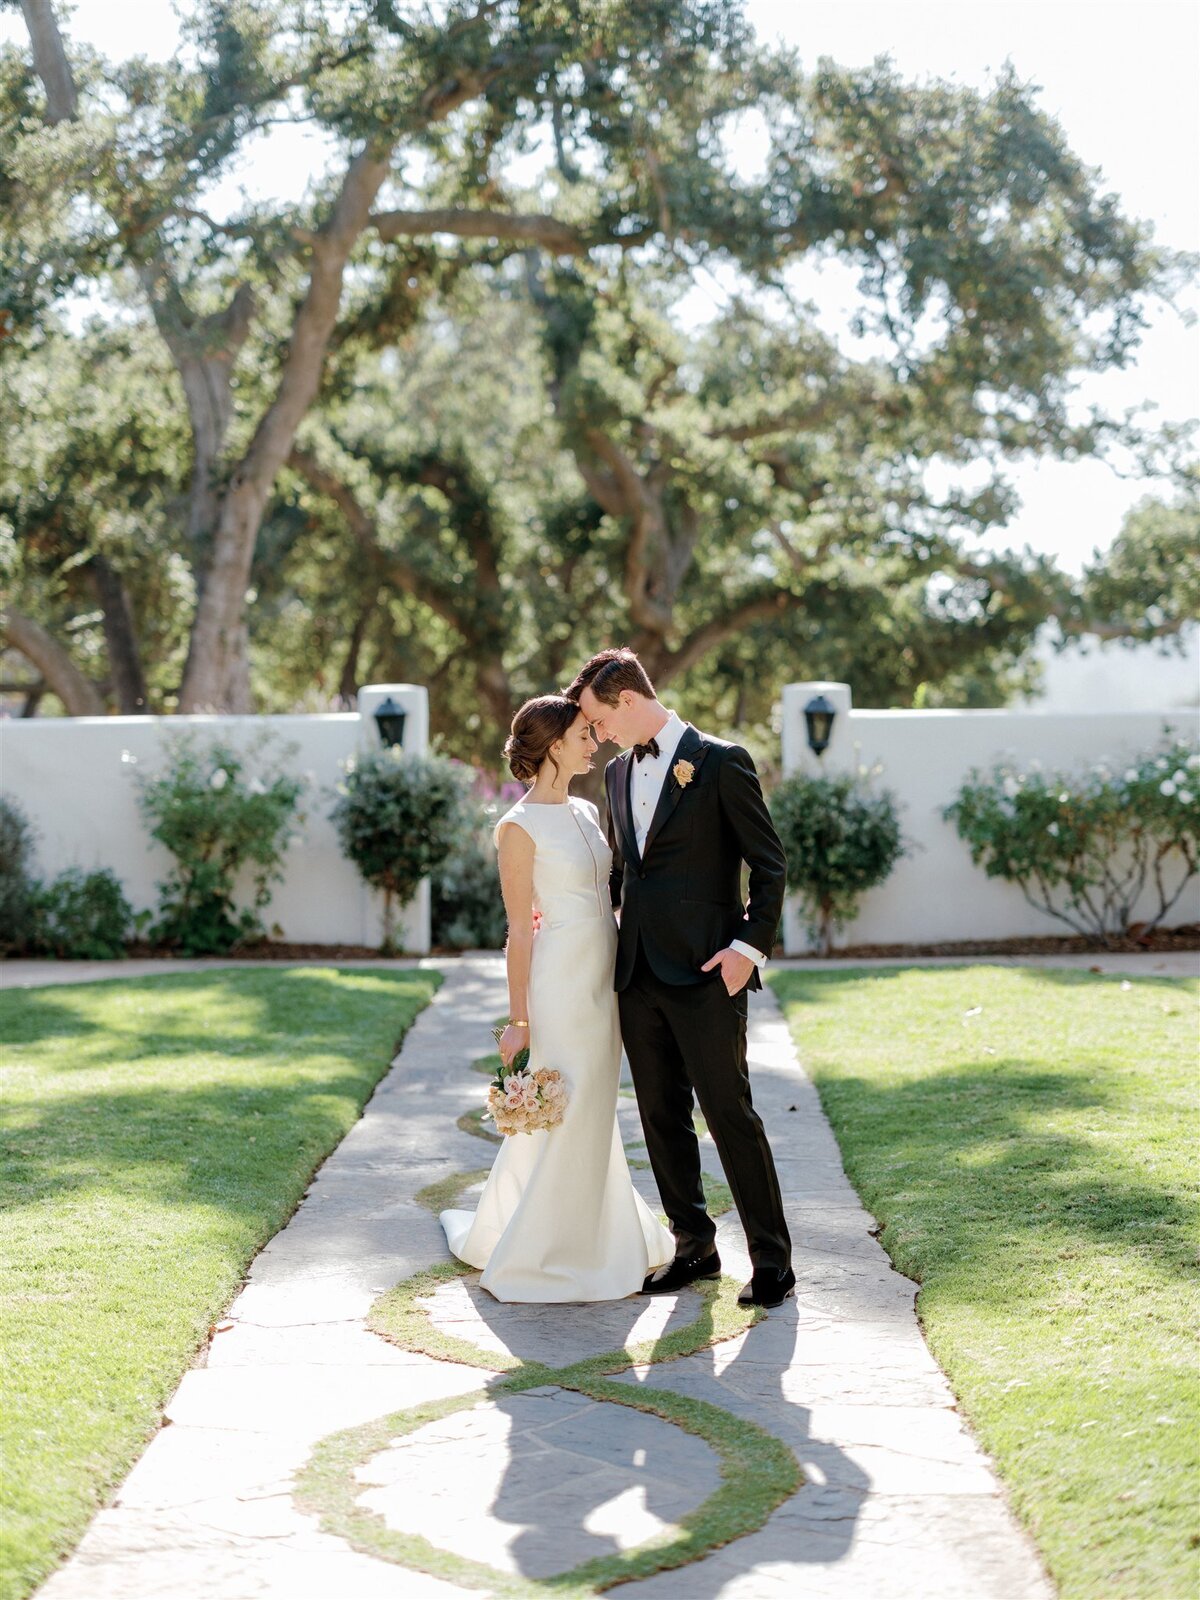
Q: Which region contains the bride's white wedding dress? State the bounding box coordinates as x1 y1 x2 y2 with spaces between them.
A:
440 794 675 1302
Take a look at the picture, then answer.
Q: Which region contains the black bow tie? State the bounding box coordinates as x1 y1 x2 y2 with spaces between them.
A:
633 737 660 761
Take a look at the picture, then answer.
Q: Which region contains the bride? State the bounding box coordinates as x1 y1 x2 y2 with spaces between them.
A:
440 694 675 1301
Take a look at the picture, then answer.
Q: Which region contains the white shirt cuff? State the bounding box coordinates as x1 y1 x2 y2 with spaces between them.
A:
730 938 767 968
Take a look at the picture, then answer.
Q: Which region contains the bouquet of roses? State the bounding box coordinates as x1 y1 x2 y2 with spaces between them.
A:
486 1025 568 1135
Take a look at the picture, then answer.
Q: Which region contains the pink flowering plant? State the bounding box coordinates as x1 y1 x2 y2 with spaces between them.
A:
944 731 1199 945
486 1025 568 1135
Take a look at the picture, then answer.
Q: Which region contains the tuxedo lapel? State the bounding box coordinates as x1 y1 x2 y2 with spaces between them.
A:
614 752 641 865
643 725 707 859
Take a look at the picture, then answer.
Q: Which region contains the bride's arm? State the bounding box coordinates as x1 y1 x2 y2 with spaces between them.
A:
496 820 536 1066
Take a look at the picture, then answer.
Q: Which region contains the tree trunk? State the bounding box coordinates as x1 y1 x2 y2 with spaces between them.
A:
88 553 151 712
0 607 105 715
178 149 394 712
338 598 375 705
19 0 76 123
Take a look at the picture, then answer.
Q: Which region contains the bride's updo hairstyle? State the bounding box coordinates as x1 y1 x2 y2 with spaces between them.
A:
504 694 581 786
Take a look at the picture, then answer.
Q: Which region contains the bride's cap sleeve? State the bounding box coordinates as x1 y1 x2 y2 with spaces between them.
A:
493 804 532 852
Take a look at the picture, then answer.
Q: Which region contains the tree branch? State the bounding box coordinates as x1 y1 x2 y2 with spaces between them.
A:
656 588 799 685
287 449 470 638
0 607 105 715
370 206 655 256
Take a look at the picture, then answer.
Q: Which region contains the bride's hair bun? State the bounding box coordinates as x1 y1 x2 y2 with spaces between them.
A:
505 695 580 785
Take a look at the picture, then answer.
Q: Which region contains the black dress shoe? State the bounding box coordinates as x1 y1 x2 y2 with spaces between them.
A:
641 1250 721 1295
737 1266 796 1308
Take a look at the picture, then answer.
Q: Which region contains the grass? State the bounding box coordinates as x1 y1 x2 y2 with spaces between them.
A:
769 963 1199 1600
0 965 441 1600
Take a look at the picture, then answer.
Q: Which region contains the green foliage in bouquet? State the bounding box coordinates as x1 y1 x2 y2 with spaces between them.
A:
771 768 905 955
330 749 470 953
944 732 1200 946
135 734 304 955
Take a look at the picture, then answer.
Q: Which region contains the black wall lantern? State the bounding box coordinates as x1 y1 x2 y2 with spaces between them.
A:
804 694 836 757
373 696 408 749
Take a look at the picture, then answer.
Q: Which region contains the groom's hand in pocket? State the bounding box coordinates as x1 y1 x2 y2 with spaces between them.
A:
701 948 754 996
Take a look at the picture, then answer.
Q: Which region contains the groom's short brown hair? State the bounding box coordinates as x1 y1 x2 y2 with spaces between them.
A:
563 647 655 706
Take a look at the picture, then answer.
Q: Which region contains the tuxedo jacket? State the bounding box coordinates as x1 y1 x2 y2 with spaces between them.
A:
603 724 788 992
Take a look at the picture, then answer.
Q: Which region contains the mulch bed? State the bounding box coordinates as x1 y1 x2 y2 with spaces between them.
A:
120 925 1200 964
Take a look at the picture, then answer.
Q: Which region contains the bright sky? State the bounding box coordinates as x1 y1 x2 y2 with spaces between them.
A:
5 0 1198 578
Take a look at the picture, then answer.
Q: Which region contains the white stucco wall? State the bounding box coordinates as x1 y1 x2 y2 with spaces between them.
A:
0 685 431 951
780 682 1200 951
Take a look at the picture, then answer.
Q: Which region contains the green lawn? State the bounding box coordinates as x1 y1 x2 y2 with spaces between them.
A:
769 964 1199 1600
0 965 441 1600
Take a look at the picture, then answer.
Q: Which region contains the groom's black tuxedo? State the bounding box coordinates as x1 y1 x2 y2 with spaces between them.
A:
604 723 792 1276
603 724 787 991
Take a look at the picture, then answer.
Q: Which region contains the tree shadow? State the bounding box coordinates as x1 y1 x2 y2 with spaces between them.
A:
794 1060 1197 1290
1 967 440 1224
772 962 1197 1008
450 1281 864 1584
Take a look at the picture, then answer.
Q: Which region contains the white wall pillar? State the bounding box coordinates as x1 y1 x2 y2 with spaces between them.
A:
355 684 431 953
780 682 853 954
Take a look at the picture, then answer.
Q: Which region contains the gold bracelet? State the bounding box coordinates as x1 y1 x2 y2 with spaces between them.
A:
509 1019 529 1028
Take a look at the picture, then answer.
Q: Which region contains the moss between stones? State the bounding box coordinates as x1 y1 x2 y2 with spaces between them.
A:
301 1024 798 1595
299 1259 799 1597
457 1105 503 1144
414 1168 494 1215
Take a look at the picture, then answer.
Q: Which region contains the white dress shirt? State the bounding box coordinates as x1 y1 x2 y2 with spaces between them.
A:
629 711 767 968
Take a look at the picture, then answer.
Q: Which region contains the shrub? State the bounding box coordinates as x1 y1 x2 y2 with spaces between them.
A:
0 795 39 955
330 748 470 953
431 832 507 949
771 767 905 955
944 732 1200 946
135 734 305 955
431 768 524 951
37 867 134 959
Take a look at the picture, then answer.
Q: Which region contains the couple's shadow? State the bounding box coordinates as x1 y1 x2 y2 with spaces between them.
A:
462 1280 866 1586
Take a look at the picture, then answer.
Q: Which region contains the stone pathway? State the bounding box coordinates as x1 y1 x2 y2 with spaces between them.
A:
27 956 1065 1599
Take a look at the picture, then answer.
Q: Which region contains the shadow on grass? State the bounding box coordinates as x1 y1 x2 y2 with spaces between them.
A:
0 965 433 1067
772 1055 1197 1291
772 962 1197 1006
1 967 441 1222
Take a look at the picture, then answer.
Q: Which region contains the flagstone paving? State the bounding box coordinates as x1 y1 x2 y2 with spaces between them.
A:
32 956 1056 1599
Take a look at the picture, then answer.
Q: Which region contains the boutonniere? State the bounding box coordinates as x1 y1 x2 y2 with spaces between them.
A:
673 758 696 788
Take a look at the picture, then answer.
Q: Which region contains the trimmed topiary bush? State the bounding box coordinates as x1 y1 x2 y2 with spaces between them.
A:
330 748 471 953
771 767 906 955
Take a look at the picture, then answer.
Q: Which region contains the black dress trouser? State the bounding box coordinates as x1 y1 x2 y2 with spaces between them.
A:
618 937 792 1274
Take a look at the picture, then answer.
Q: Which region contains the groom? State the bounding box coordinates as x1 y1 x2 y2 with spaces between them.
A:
565 647 795 1309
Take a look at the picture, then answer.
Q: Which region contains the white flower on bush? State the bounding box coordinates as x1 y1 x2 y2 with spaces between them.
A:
1172 770 1186 784
1160 780 1176 797
120 748 137 766
210 768 229 791
1058 791 1070 804
1188 754 1200 771
1124 768 1139 783
1047 822 1060 836
1157 758 1169 770
1002 776 1020 799
1180 790 1194 805
249 777 265 795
